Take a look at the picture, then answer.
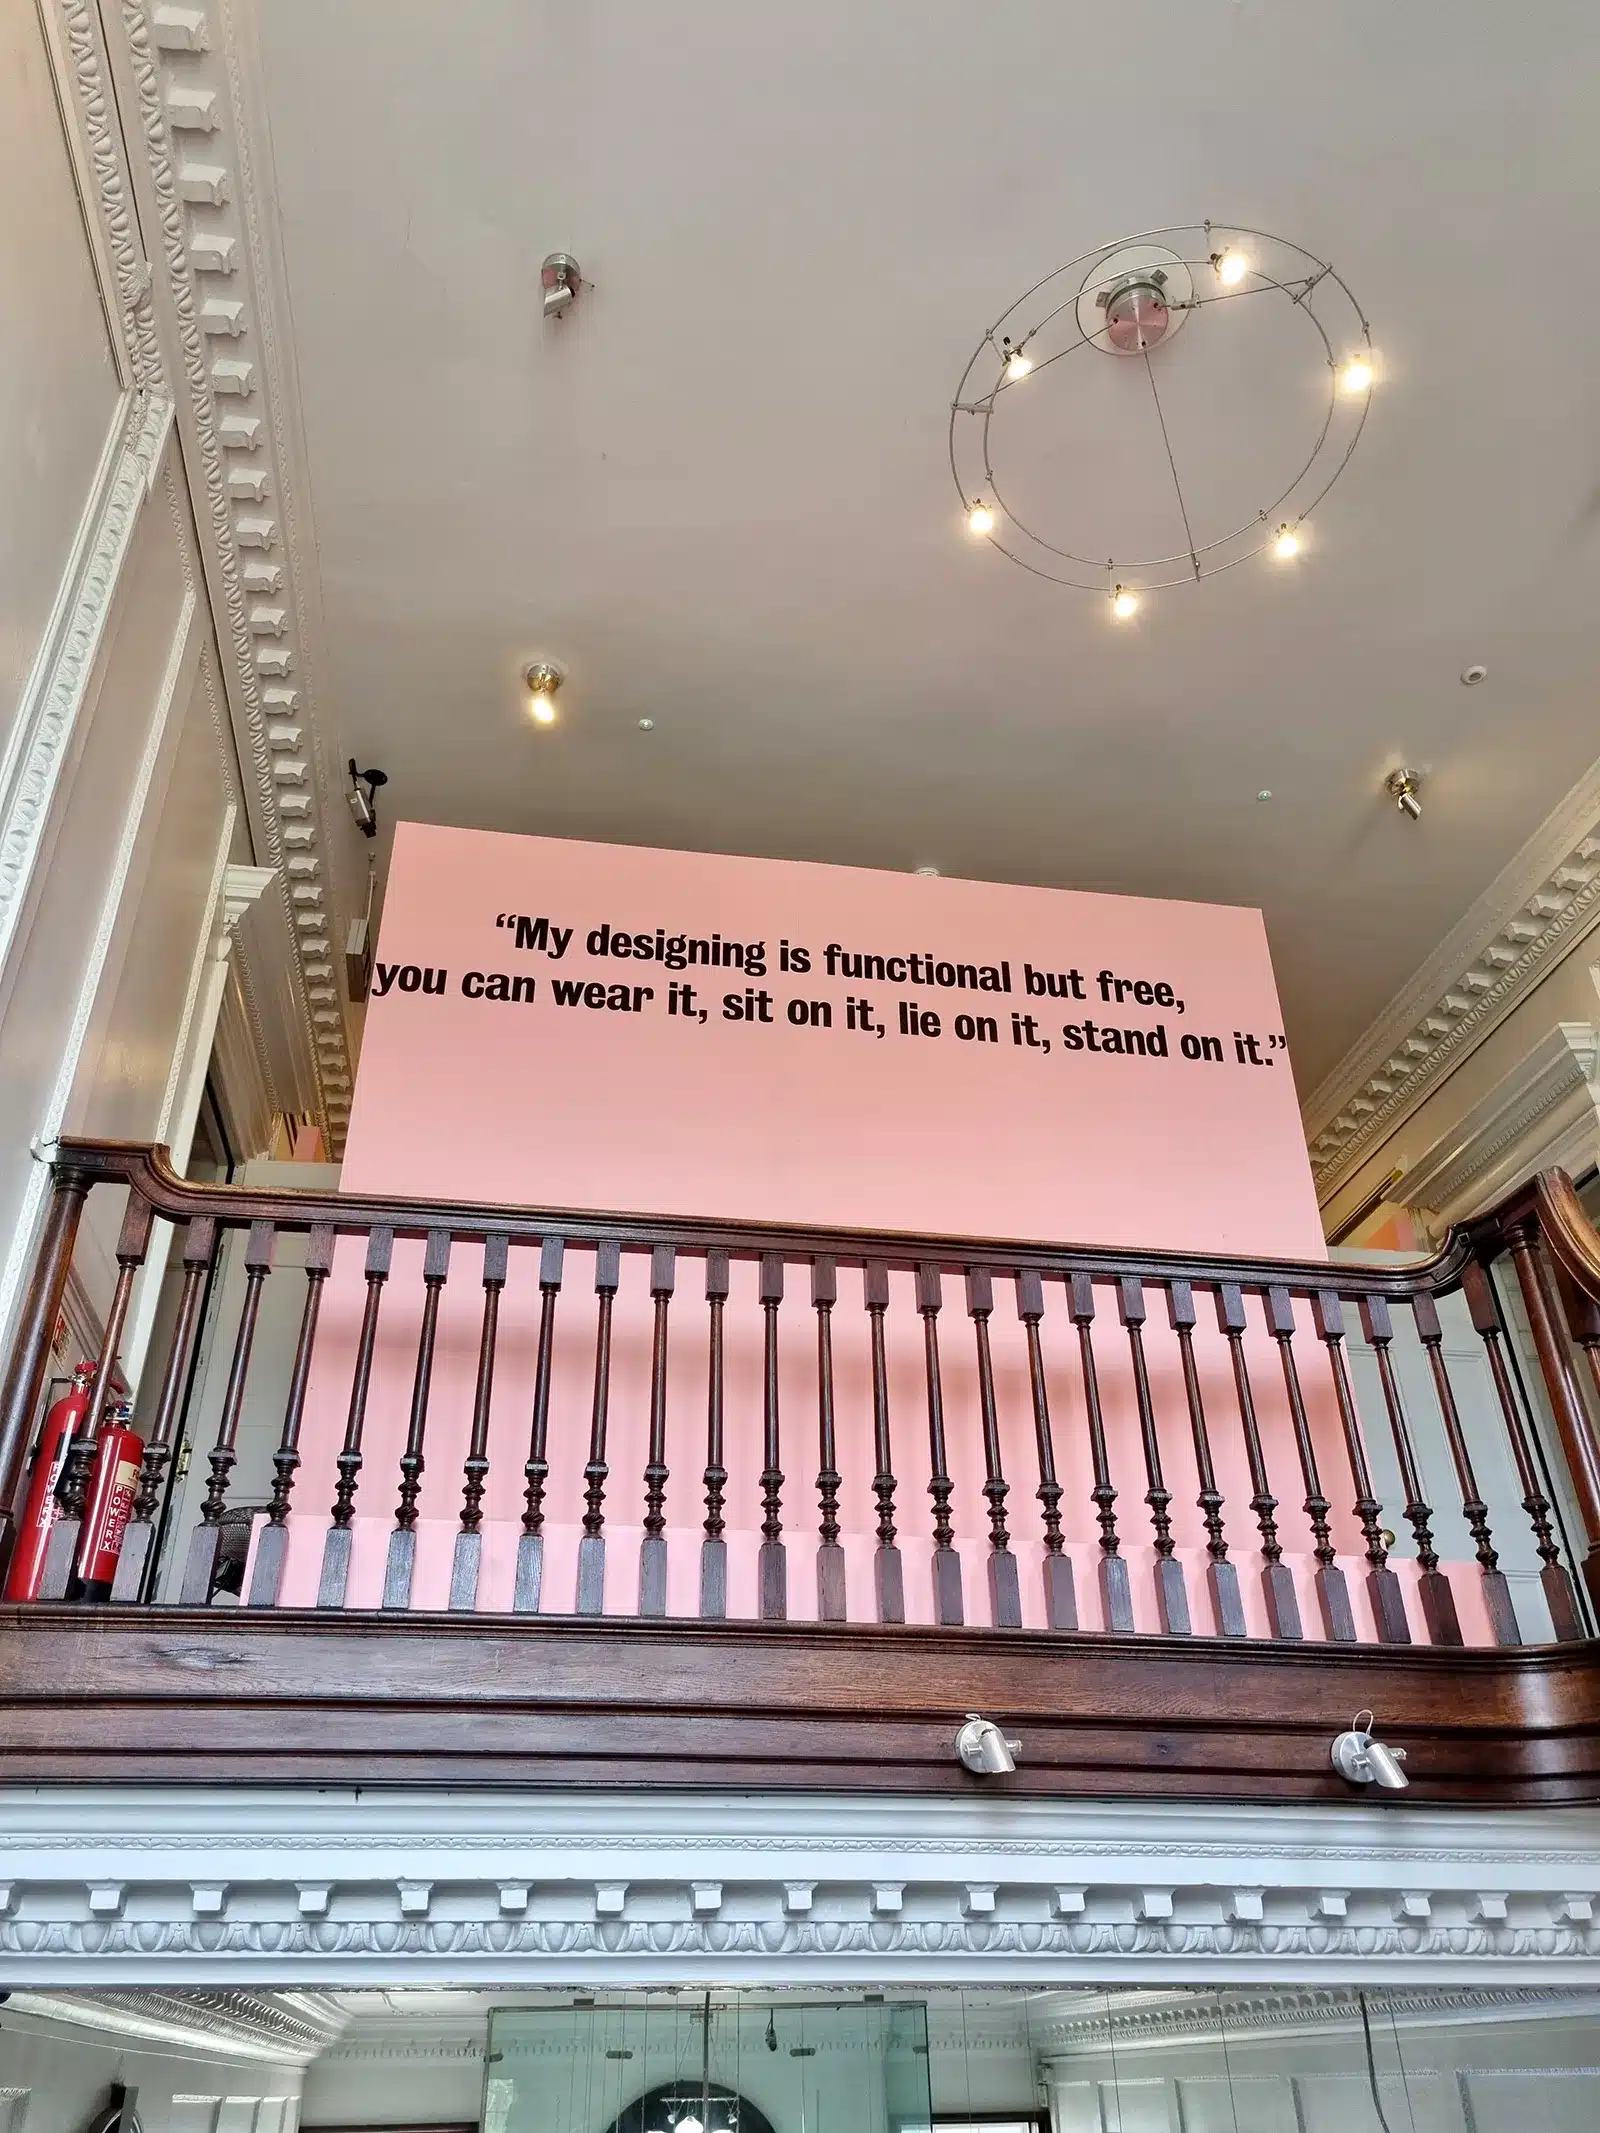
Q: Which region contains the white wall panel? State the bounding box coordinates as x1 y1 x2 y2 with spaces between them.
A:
0 3 121 755
0 2014 301 2133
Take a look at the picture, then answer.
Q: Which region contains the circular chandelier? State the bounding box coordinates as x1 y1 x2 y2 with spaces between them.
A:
949 222 1375 613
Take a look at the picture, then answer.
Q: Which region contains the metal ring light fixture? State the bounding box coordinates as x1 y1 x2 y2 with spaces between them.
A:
949 221 1376 609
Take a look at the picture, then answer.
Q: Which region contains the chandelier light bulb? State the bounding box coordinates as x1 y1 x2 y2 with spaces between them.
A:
1111 583 1140 620
1216 248 1248 286
529 691 557 725
967 500 996 537
1002 340 1033 381
1273 523 1301 560
1340 350 1374 395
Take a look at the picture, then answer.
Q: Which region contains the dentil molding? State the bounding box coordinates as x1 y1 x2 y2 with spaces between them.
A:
0 1789 1596 1986
4 1987 347 2063
49 0 357 1151
1305 760 1600 1203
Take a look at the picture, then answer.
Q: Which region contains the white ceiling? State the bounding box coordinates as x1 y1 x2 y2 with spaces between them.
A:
253 0 1600 1092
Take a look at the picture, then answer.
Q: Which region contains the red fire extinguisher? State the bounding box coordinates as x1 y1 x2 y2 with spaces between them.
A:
72 1400 145 1602
3 1361 97 1602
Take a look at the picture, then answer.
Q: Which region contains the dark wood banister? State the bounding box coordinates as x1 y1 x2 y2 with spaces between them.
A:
33 1137 1484 1291
9 1136 1600 1628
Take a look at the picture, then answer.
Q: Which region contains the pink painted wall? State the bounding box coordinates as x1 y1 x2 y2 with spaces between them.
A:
344 825 1323 1253
271 827 1491 1643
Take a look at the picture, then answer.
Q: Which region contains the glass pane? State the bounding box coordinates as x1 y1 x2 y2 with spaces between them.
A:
485 1996 932 2133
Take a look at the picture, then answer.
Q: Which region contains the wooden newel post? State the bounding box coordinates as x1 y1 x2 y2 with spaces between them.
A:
0 1166 91 1581
1507 1216 1600 1618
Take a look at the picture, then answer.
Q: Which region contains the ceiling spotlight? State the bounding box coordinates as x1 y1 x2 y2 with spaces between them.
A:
915 865 941 877
1272 523 1302 560
1111 583 1140 620
1461 663 1488 686
1386 766 1423 820
1214 247 1249 286
346 759 388 838
956 1713 1021 1776
540 252 581 320
1339 350 1374 395
524 660 565 725
1001 337 1032 381
1331 1712 1409 1790
966 500 996 537
1257 789 1273 802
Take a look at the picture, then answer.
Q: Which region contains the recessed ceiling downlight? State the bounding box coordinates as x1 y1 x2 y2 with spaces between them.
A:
1461 664 1488 686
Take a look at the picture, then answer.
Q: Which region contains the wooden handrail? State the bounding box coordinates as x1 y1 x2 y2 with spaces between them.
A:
47 1136 1480 1295
12 1135 1600 1641
1532 1168 1600 1303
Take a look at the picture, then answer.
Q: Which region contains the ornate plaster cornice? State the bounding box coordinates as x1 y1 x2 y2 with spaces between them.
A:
1304 756 1600 1203
0 1788 1597 1987
5 1987 348 2063
74 0 357 1151
1388 1023 1600 1229
0 388 173 1004
1033 1983 1600 2055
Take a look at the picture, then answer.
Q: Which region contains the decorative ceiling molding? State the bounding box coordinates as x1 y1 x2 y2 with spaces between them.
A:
46 1 164 392
69 0 358 1151
1388 1023 1600 1232
5 1986 348 2062
1033 1983 1600 2056
0 388 172 1015
1304 753 1600 1204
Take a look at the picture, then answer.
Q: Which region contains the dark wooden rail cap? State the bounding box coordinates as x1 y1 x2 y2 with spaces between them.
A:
0 1605 1594 1802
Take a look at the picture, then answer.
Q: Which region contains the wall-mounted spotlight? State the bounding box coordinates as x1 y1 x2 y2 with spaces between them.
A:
524 660 565 726
1386 767 1423 820
956 1713 1021 1775
541 252 582 320
346 759 388 838
1331 1711 1409 1790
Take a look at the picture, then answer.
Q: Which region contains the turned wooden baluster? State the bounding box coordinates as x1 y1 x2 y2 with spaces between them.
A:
180 1218 277 1606
1215 1283 1301 1639
1358 1295 1462 1645
513 1235 564 1614
575 1241 622 1615
246 1222 334 1608
1068 1274 1133 1632
638 1244 676 1617
813 1256 846 1622
1015 1269 1076 1629
968 1268 1021 1629
114 1215 219 1605
317 1224 394 1609
1310 1290 1410 1645
758 1253 787 1621
0 1163 91 1577
40 1194 154 1602
1504 1215 1600 1615
1265 1285 1354 1642
866 1259 904 1624
382 1229 452 1609
1166 1280 1244 1637
1462 1259 1582 1641
917 1264 963 1626
1118 1277 1189 1635
700 1250 730 1619
449 1234 509 1613
1411 1290 1520 1646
